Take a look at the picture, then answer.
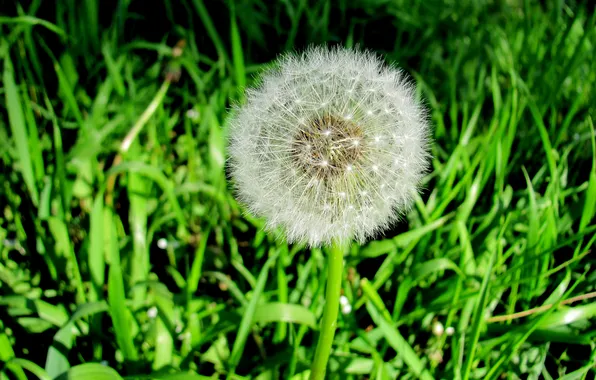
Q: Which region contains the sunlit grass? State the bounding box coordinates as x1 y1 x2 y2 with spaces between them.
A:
0 1 595 379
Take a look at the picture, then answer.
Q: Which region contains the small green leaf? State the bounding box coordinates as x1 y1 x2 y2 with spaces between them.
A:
54 363 122 380
410 258 465 282
253 302 317 329
539 303 596 328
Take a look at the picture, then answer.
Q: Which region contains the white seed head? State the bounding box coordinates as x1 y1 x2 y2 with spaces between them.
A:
228 46 431 246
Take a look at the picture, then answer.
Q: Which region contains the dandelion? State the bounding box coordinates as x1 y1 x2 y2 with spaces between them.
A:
228 46 430 247
227 46 431 380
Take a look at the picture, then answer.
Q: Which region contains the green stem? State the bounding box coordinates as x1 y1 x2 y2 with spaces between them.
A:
309 241 344 380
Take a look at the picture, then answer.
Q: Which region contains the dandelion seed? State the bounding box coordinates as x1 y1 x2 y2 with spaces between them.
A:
147 306 158 319
339 295 349 306
432 320 444 336
341 304 352 315
177 332 191 341
186 108 200 121
227 46 431 246
157 238 168 249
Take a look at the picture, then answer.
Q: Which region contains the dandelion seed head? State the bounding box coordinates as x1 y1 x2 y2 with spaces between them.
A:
228 46 431 246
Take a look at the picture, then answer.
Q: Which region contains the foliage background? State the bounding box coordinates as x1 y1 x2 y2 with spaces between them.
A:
0 0 595 379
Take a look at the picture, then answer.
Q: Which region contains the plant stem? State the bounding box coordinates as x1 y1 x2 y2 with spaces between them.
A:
309 241 344 380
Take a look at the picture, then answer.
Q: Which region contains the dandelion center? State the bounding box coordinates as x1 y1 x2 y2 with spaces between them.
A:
291 114 365 181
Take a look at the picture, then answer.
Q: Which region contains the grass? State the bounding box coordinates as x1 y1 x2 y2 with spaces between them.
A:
0 0 595 379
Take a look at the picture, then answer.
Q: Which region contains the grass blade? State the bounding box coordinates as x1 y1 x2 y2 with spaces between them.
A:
9 358 51 380
253 302 317 329
228 250 279 376
2 43 39 205
361 279 433 380
105 208 138 362
462 243 498 380
54 363 122 380
229 3 245 90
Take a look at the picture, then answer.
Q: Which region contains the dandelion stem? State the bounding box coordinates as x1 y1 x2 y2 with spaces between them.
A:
309 241 344 380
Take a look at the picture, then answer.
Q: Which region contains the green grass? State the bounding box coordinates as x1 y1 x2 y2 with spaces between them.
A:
1 0 595 379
